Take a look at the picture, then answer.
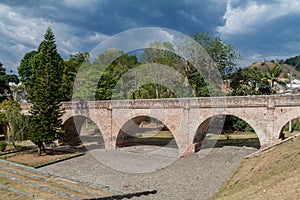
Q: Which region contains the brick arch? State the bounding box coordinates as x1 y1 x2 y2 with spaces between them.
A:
274 109 300 138
192 111 264 150
61 110 104 136
61 114 108 148
114 114 179 149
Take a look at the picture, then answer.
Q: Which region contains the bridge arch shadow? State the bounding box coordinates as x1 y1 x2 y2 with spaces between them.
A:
62 116 105 151
116 116 178 149
193 115 261 152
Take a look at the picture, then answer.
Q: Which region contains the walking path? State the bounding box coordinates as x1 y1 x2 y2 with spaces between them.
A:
41 145 257 199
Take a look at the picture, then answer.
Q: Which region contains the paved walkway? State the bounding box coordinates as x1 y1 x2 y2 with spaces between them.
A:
40 146 257 199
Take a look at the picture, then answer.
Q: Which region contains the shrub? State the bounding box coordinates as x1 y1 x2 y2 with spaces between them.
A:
15 145 27 151
0 141 7 152
293 122 300 131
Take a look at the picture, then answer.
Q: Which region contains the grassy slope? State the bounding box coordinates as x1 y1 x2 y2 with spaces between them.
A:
212 136 300 200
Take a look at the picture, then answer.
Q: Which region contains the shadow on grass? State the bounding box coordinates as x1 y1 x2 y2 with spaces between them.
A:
203 138 261 149
119 137 178 148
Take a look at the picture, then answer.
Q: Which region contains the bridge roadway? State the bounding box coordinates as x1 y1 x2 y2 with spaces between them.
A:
20 94 300 156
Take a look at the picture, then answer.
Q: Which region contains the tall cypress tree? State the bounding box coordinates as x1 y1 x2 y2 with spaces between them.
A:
28 28 64 155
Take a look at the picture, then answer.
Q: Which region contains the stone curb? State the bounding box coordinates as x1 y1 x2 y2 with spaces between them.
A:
34 152 85 168
244 133 300 159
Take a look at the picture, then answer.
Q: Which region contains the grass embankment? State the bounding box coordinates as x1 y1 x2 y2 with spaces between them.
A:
213 136 300 200
0 159 116 199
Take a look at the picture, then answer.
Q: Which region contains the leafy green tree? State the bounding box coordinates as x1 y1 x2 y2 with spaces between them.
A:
73 61 103 100
230 67 272 96
285 55 300 70
223 116 254 132
18 51 38 86
1 99 29 149
18 51 38 101
28 28 64 156
177 32 239 97
73 49 124 101
193 32 240 78
263 64 286 91
94 49 140 100
140 42 190 98
61 53 86 101
0 62 19 102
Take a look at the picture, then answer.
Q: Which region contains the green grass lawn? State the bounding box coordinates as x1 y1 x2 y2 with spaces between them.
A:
212 136 300 200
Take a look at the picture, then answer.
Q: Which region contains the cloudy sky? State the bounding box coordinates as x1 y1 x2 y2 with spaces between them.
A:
1 0 300 73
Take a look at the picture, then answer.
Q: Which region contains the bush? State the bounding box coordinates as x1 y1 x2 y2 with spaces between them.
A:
15 145 27 151
293 122 300 131
0 141 7 152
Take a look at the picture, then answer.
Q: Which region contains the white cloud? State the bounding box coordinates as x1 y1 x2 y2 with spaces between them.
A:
89 32 108 43
11 44 26 52
63 0 102 9
218 0 300 36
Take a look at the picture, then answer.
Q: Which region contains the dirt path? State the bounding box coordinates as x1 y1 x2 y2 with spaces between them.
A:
40 145 257 199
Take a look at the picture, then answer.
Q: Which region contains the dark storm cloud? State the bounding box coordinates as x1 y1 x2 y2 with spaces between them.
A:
2 0 226 34
0 0 300 72
0 0 227 72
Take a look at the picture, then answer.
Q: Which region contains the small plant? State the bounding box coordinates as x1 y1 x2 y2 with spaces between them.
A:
0 141 8 152
225 134 231 140
15 145 27 151
293 122 300 131
135 133 143 137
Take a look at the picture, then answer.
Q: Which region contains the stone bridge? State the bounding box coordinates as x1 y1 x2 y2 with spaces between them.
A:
20 94 300 156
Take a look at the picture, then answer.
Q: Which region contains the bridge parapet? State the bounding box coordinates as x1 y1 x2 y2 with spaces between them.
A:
19 94 300 111
272 94 300 107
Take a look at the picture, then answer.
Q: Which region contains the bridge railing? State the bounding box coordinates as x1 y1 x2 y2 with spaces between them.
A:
19 94 300 111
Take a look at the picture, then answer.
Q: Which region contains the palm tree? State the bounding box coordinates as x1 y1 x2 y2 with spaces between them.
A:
263 64 286 93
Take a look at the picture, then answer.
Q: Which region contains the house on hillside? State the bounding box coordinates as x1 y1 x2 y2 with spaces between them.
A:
285 79 300 93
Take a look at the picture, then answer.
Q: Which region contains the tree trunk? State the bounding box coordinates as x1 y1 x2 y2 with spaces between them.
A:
36 141 47 156
37 141 42 156
41 142 46 154
155 85 159 99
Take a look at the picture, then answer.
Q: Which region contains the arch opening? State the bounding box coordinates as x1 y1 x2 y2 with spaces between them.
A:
193 115 261 152
281 117 300 139
62 116 104 150
116 116 178 149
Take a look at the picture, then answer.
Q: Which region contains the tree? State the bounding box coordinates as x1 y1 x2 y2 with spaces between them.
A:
0 99 29 149
60 53 86 101
140 42 190 98
230 67 272 96
94 49 140 100
18 51 38 86
193 32 240 78
285 55 300 70
28 28 64 156
176 32 240 97
263 64 286 92
18 51 38 101
0 62 19 102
